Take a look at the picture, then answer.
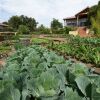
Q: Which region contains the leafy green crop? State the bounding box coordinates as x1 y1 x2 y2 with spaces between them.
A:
32 38 49 45
48 36 100 67
0 45 100 100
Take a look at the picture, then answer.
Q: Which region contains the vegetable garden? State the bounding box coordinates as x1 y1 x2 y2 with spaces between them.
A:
0 45 100 100
1 2 100 99
47 36 100 68
0 33 100 100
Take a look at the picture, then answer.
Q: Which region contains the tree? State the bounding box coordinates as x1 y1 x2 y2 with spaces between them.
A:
89 1 100 35
91 11 100 35
51 18 63 34
51 18 63 29
37 24 50 34
87 1 100 35
17 25 30 34
8 16 21 31
20 15 37 31
8 15 37 32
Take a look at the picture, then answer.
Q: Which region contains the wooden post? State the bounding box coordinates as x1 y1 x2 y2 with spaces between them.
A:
64 20 66 26
77 15 79 27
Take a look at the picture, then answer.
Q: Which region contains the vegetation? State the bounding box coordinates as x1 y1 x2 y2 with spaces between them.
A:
17 25 30 34
88 1 100 35
0 45 11 53
0 2 100 99
48 36 100 67
63 27 73 34
0 45 99 100
51 18 63 34
0 44 11 58
8 15 37 31
37 24 51 34
32 38 50 45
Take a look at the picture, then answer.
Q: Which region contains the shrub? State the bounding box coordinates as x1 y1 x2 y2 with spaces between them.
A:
37 24 51 34
51 28 64 34
51 27 73 34
17 25 30 34
63 27 73 34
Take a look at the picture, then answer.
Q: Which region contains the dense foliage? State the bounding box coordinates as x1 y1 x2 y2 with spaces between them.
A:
48 36 100 67
63 27 73 34
37 25 51 34
51 19 63 34
17 25 30 34
8 15 37 31
88 1 100 35
0 45 100 100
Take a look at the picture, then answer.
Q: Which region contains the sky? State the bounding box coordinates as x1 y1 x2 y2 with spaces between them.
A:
0 0 99 27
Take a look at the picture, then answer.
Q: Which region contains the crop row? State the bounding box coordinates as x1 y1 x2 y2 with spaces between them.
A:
66 35 100 46
48 43 100 67
0 45 100 100
47 36 100 68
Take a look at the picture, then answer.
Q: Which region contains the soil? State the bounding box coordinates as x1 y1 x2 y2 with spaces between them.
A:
0 60 5 67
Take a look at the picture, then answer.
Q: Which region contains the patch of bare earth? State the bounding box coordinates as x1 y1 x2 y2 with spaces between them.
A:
0 60 5 67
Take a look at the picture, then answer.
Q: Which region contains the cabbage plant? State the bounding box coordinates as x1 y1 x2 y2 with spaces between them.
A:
0 45 100 100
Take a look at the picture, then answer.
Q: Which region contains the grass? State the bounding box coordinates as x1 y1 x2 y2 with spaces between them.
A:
0 45 11 53
31 38 50 44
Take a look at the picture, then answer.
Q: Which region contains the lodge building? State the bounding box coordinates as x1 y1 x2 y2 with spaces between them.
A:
63 7 89 27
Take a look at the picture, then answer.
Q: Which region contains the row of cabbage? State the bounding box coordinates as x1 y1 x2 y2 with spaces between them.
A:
0 45 100 100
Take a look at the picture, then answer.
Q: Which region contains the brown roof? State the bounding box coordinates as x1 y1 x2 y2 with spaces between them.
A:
63 7 89 20
75 7 89 17
0 23 9 27
63 16 76 20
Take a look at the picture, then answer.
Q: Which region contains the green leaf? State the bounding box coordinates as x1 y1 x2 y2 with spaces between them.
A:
63 87 83 100
22 89 29 100
75 76 90 96
11 88 21 100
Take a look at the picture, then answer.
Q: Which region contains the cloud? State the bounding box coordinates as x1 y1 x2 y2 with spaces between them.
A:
0 0 99 26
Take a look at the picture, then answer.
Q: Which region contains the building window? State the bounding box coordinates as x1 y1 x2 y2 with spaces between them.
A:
67 23 77 26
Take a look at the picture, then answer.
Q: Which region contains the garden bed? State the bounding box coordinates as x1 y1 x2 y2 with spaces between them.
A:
0 45 99 100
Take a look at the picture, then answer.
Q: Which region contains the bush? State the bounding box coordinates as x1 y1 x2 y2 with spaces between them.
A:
51 27 73 34
17 25 30 34
37 24 51 34
63 27 73 34
89 1 100 36
40 28 51 34
51 28 64 34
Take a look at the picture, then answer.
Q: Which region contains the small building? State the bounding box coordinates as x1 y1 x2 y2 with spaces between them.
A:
63 7 89 27
0 23 9 31
0 23 16 41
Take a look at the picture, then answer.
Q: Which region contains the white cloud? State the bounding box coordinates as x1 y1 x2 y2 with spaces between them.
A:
0 0 99 26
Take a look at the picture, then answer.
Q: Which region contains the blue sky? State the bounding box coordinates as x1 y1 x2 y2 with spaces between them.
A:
0 0 99 27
